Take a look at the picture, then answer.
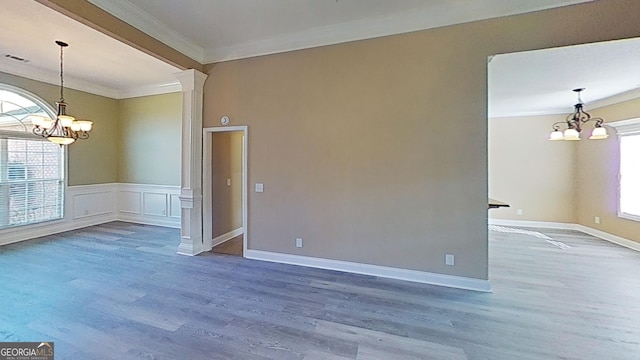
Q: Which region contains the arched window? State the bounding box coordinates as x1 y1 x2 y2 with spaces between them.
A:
0 84 64 229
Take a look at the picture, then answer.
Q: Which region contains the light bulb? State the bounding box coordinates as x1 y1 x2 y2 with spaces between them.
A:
563 128 580 140
549 130 564 140
589 126 609 140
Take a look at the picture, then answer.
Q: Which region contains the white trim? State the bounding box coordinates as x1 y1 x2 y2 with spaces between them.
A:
488 219 640 252
86 0 204 63
86 0 587 64
488 218 579 230
117 82 182 99
176 70 207 256
245 249 491 293
614 128 640 222
117 183 181 228
0 61 120 99
0 182 182 246
1 61 181 100
619 212 640 223
608 117 640 135
203 126 249 254
590 89 640 113
211 227 243 247
576 225 640 252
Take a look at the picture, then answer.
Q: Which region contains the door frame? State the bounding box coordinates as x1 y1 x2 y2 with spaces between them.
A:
202 125 248 255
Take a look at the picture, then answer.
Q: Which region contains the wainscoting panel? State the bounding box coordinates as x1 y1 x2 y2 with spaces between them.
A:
1 183 117 246
143 192 168 217
69 184 117 221
118 191 142 214
117 183 181 228
170 194 181 219
1 183 182 246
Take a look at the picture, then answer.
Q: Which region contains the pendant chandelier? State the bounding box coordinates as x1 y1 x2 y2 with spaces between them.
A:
549 88 608 141
31 41 93 145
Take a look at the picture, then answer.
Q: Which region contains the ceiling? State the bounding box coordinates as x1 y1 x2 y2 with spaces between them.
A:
5 0 640 117
489 37 640 117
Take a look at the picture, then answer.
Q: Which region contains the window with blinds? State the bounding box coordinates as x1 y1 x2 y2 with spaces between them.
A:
0 85 64 230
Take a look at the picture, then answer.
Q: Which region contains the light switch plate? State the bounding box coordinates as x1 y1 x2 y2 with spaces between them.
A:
255 183 264 192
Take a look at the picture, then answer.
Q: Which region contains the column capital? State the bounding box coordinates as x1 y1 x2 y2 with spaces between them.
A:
174 69 207 92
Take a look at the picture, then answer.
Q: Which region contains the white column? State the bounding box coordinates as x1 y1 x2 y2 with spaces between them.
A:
175 69 208 256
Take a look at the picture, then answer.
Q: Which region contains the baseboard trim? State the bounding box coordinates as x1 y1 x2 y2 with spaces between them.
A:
489 219 640 252
211 227 243 247
117 213 180 229
0 213 116 247
576 224 640 252
488 219 579 230
245 249 491 292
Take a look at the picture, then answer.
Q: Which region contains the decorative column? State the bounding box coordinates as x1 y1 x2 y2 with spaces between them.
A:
175 69 208 256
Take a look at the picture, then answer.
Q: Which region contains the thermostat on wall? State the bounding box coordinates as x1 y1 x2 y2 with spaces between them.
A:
221 115 230 125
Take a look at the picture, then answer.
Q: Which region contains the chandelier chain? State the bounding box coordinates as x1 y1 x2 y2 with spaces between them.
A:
59 43 64 101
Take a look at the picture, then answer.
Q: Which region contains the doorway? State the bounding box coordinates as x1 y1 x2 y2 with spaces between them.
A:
203 126 248 256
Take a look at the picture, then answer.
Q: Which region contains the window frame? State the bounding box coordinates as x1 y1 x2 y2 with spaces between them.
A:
609 118 640 222
0 83 67 232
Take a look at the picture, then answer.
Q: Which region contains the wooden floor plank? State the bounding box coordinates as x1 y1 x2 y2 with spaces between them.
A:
1 222 639 359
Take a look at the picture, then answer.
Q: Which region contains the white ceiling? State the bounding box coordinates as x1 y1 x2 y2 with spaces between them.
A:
489 37 640 117
87 0 592 64
6 0 639 117
0 0 181 99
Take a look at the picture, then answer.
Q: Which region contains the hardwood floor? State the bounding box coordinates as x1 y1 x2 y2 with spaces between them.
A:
1 222 639 359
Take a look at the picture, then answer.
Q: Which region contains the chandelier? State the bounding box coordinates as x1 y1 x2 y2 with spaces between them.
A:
31 41 93 145
549 88 608 141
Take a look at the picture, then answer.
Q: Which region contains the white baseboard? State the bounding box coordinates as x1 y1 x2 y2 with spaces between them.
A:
488 218 579 230
0 213 116 247
245 249 491 292
489 219 640 252
211 227 243 247
116 213 180 228
576 224 640 252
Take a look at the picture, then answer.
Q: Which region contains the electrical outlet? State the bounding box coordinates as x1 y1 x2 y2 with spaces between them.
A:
296 238 303 248
445 254 455 266
517 209 524 216
227 178 231 186
594 216 600 224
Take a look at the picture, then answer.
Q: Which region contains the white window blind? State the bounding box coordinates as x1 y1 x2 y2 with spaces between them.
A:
0 85 64 230
620 133 640 220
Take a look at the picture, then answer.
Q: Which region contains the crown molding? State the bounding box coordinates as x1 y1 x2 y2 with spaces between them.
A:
589 87 640 110
0 59 119 99
86 0 204 63
204 0 591 63
491 88 640 119
1 60 180 100
84 0 591 64
117 81 181 99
